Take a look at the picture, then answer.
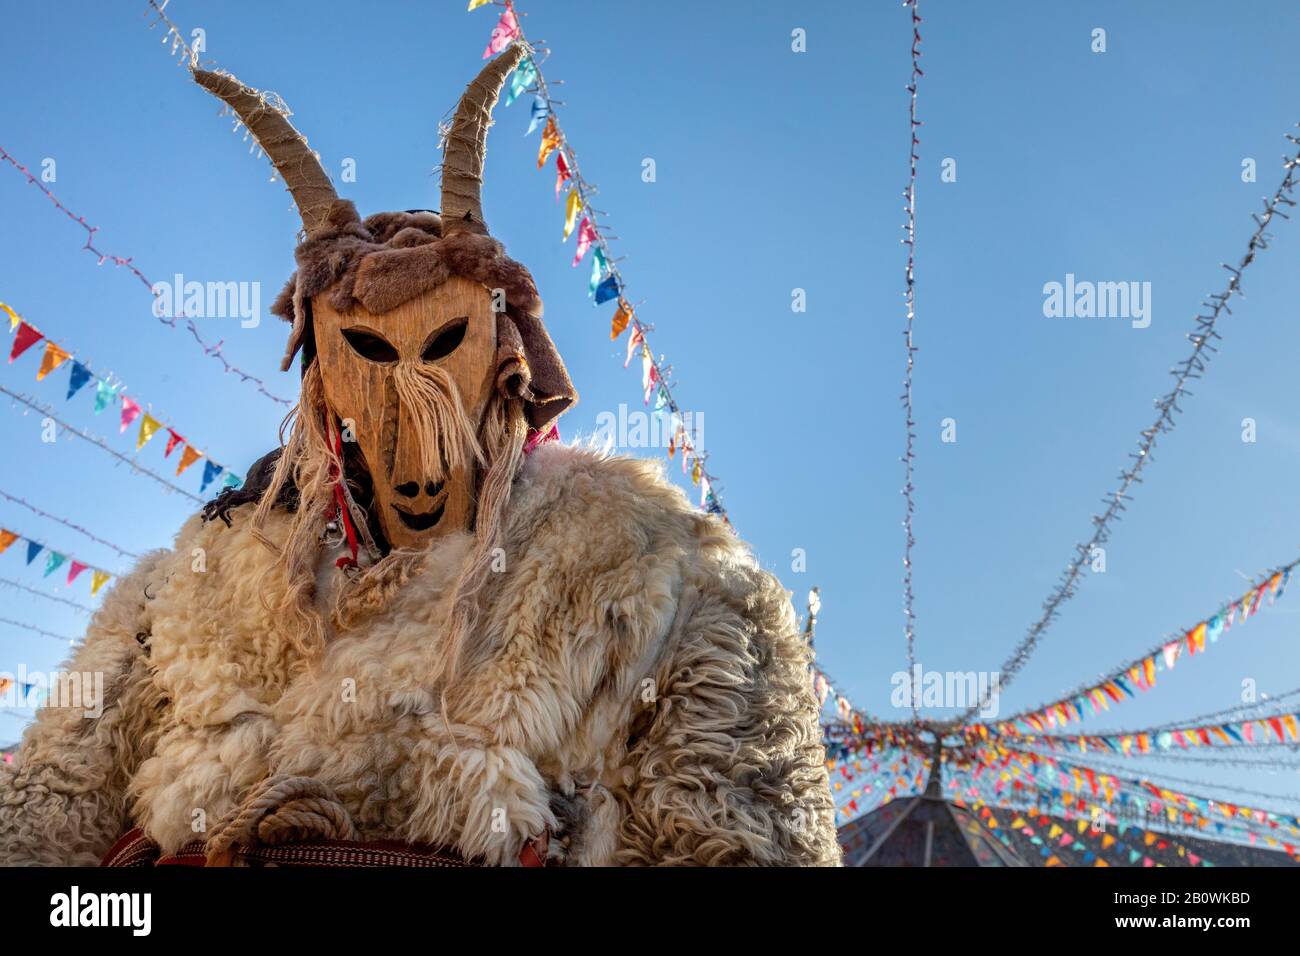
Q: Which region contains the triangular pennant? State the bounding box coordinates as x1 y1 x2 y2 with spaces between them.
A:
67 560 88 585
588 247 606 295
0 302 20 331
505 56 536 106
66 361 93 400
93 379 120 414
164 429 185 457
200 460 224 492
610 303 631 341
176 445 203 476
537 115 561 169
555 151 571 198
562 189 581 240
24 540 43 565
0 529 16 556
526 95 550 135
594 274 621 305
9 321 43 363
119 396 142 433
137 413 163 450
220 472 244 491
481 7 519 59
572 217 597 266
36 341 71 381
90 569 111 596
43 551 66 578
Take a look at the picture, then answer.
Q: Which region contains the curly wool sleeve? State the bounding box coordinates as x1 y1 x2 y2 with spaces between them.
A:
0 552 168 866
614 560 842 866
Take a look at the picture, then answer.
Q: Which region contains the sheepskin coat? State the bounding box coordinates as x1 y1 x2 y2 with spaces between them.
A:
0 444 840 866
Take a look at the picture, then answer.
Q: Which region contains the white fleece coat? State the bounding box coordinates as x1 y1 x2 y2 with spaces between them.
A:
0 444 840 866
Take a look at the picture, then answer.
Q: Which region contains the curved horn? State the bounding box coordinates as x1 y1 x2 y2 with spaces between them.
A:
193 68 338 236
440 44 526 237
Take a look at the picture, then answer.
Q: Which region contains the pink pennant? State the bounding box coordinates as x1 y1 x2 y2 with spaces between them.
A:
67 560 88 585
120 395 142 433
481 8 519 59
571 217 596 266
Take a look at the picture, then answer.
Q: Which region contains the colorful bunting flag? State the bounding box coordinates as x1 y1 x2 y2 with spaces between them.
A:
220 472 244 491
164 429 185 457
481 8 519 59
0 302 19 331
0 530 16 555
90 570 111 597
9 321 43 363
36 341 70 381
93 380 119 414
467 0 491 10
177 445 203 477
200 460 224 493
25 541 42 565
67 560 88 585
562 189 581 240
526 95 549 135
43 551 66 578
610 303 631 341
505 57 537 106
555 151 571 198
588 247 606 294
137 413 163 450
594 274 620 305
66 360 93 400
119 395 142 433
572 217 596 266
538 116 561 168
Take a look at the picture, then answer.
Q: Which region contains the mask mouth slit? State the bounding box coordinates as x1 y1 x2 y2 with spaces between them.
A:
392 499 446 532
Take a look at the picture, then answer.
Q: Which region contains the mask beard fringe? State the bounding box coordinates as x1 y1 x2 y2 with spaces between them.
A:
249 358 527 683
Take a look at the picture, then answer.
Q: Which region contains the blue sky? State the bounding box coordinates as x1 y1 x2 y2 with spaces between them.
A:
1 1 1299 811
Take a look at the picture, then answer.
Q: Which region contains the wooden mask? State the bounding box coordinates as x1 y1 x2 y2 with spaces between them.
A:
312 276 498 550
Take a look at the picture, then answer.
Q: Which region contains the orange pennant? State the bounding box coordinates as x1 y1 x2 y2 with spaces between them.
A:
0 529 17 556
538 116 561 169
36 341 71 381
610 303 630 341
176 445 203 476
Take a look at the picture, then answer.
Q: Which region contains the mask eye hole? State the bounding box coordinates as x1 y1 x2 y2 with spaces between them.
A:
341 327 399 364
422 318 468 362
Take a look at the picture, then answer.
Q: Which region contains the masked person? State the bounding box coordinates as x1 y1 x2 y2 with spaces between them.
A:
0 45 840 867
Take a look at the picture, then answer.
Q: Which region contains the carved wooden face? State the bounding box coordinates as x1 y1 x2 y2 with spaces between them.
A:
312 277 497 550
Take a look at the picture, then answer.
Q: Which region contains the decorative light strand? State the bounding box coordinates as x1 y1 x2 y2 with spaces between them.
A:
900 0 923 723
0 577 93 616
0 488 139 559
0 146 293 407
0 386 203 505
476 2 728 522
0 614 76 645
962 130 1300 722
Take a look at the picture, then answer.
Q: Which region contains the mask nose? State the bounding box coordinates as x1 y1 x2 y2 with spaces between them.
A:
393 480 445 501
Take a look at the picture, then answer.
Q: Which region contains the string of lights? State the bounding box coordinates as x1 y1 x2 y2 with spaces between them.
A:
0 577 93 615
0 615 76 645
899 0 923 723
0 386 204 505
0 145 292 408
962 131 1300 722
0 488 140 559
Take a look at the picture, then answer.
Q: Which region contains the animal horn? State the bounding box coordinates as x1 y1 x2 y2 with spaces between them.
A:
440 44 526 237
193 68 339 236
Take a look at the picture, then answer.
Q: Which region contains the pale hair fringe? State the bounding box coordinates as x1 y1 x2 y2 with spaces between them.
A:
249 359 527 682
